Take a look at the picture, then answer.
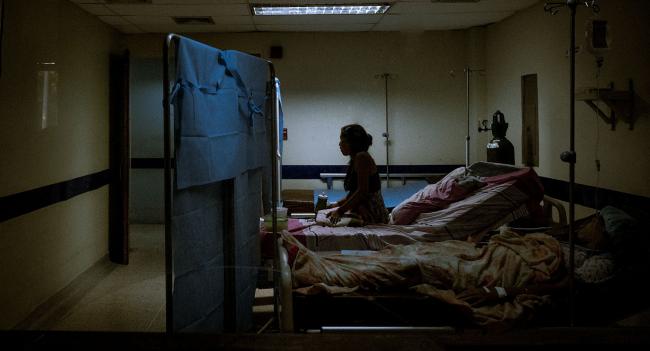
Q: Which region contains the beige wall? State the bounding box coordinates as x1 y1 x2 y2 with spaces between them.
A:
128 31 472 190
0 0 121 328
483 0 650 216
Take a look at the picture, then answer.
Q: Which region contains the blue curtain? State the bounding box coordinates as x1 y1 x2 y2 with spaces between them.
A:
170 37 276 332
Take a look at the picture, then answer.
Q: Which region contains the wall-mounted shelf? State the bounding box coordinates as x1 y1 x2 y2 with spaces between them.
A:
575 80 636 130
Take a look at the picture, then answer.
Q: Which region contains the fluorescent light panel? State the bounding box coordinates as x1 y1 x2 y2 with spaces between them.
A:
252 4 391 16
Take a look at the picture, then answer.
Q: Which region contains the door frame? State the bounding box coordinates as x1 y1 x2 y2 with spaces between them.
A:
109 50 130 264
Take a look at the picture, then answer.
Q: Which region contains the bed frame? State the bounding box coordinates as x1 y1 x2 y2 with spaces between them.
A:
277 195 568 331
320 172 446 190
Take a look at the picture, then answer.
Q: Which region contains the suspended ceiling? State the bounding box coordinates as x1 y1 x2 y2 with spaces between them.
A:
69 0 540 34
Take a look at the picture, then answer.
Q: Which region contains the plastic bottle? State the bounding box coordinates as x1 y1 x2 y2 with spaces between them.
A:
315 192 328 212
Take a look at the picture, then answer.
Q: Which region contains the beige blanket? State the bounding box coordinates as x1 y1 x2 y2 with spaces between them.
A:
285 229 564 327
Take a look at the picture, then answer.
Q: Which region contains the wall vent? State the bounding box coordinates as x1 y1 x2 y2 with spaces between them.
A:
172 17 215 25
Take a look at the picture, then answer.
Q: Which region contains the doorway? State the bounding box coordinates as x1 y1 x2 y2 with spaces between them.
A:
521 74 539 167
109 50 130 264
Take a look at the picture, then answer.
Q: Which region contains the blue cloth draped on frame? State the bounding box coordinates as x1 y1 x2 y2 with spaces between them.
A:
170 37 280 332
172 38 270 189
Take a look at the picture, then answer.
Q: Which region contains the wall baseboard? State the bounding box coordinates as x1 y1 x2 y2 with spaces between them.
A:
13 255 116 331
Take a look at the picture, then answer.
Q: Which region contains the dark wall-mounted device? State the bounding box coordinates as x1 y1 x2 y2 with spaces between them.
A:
591 20 608 49
270 46 283 59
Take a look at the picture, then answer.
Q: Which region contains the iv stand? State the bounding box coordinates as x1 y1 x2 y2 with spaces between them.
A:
544 0 600 327
376 73 396 188
464 67 485 173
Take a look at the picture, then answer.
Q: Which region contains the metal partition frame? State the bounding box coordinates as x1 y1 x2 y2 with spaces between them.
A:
163 33 280 334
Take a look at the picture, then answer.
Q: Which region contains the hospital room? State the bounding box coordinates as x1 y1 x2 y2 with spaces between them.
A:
1 0 649 348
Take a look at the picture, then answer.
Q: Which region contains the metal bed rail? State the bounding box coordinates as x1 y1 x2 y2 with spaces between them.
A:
320 172 445 190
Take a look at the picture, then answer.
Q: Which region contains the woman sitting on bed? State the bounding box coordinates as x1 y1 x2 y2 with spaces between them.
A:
327 124 389 225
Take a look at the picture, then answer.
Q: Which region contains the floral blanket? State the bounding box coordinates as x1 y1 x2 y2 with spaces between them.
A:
285 229 564 326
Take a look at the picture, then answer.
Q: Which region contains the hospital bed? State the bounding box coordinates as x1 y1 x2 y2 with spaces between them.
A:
263 163 566 329
276 205 648 332
281 180 431 216
262 162 563 258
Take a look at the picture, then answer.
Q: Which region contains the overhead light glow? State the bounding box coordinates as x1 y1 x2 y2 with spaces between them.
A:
252 4 391 16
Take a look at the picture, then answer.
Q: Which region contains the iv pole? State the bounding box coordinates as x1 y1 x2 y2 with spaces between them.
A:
544 0 600 327
464 67 484 172
376 73 396 187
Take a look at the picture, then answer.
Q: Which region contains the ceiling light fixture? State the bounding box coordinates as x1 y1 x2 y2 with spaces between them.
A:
251 4 391 16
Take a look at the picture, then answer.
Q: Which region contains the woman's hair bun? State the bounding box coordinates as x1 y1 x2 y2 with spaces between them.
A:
341 124 373 152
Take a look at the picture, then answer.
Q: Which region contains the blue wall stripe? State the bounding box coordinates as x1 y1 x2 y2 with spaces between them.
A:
539 177 650 219
2 162 647 222
130 160 462 179
127 158 649 219
0 169 113 223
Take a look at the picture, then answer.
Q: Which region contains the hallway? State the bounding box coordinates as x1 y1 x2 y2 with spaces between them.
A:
19 224 274 333
21 225 166 332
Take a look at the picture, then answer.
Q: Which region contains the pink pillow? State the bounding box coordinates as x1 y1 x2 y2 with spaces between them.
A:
390 168 485 224
482 167 545 225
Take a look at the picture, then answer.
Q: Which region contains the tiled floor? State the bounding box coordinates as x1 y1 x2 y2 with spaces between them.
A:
29 224 649 332
36 224 273 333
48 224 166 332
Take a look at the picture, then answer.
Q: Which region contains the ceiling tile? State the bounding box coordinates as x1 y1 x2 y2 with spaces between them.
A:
390 0 538 15
123 16 176 24
69 0 540 33
137 23 256 33
98 15 131 25
78 4 114 16
113 24 146 34
105 4 250 16
256 24 375 32
152 0 248 3
374 11 512 31
210 16 253 25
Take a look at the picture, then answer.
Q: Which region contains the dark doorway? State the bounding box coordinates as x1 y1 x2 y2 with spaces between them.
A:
522 74 539 167
109 51 130 264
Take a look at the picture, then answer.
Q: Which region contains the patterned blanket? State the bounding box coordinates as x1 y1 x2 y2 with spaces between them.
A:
285 229 564 327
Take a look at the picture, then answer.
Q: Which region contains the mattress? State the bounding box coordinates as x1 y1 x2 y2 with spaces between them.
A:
262 180 530 255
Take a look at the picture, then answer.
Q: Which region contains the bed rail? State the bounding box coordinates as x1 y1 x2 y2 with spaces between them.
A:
320 172 445 190
320 326 455 333
543 195 568 227
278 238 294 332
